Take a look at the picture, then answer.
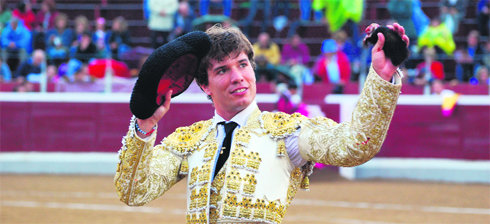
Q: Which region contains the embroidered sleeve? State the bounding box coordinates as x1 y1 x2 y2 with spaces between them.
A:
298 66 401 167
114 116 183 206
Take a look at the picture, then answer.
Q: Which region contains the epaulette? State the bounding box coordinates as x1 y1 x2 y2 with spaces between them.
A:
161 119 213 156
259 112 307 139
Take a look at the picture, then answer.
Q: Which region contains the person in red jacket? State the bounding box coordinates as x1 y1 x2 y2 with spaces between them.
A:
12 1 35 31
313 39 351 93
414 47 445 85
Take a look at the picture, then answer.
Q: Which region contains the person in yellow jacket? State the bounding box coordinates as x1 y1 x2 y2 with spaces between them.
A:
418 17 456 55
253 32 281 65
115 23 409 224
312 0 363 32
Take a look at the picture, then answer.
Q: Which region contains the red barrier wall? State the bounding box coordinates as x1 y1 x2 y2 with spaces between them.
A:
0 102 277 152
1 98 488 160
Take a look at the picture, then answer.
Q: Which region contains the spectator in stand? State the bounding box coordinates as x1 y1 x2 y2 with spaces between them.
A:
170 1 195 40
312 0 363 35
108 16 131 60
73 64 93 83
280 34 310 66
253 32 281 82
483 41 490 68
253 32 281 65
12 1 35 31
0 57 12 82
276 81 309 117
440 0 467 34
93 17 109 58
35 0 58 31
199 0 232 17
0 1 12 34
454 30 484 82
147 0 178 49
46 13 73 66
271 0 290 35
333 29 361 80
470 66 489 85
14 49 45 83
313 39 351 93
412 0 430 37
387 0 417 41
238 0 270 36
73 31 97 64
12 80 33 92
1 18 31 67
418 17 455 56
71 15 91 57
33 0 59 50
64 32 97 83
414 47 445 85
477 0 489 37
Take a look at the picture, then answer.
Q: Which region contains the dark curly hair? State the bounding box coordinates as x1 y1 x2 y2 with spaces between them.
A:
195 24 255 87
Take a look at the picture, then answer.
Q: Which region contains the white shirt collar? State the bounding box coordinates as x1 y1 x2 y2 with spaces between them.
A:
213 101 259 128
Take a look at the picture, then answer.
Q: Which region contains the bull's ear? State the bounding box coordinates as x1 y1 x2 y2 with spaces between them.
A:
364 27 409 66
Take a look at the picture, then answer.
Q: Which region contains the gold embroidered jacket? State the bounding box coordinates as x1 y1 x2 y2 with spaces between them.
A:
114 67 402 224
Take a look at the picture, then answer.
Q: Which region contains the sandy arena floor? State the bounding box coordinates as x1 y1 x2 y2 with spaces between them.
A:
1 169 489 224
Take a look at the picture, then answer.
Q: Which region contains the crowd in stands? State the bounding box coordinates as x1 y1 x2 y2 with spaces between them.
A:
0 0 488 97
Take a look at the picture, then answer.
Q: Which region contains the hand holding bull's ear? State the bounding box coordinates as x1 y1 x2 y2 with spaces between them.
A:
364 23 410 81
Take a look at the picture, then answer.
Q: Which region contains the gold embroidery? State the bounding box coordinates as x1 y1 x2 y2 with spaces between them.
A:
287 168 302 204
239 197 253 219
246 151 261 171
203 140 218 161
234 129 252 146
223 194 238 217
198 162 212 183
179 156 189 175
114 116 183 206
201 211 208 223
189 167 198 187
243 174 257 196
253 199 266 220
230 147 247 167
277 140 286 157
298 66 401 167
161 119 213 156
197 186 208 208
209 207 218 223
260 112 306 139
226 169 242 192
265 200 280 222
189 188 198 210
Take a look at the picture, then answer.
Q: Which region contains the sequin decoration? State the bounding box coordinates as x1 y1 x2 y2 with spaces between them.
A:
226 169 242 193
223 194 238 217
260 112 306 139
239 197 253 219
242 174 257 196
277 140 286 157
161 119 213 156
245 151 261 172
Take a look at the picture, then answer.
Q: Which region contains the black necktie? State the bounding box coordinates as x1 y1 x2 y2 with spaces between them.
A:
214 121 238 177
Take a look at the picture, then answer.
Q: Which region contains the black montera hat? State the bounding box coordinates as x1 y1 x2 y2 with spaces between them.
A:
130 31 211 119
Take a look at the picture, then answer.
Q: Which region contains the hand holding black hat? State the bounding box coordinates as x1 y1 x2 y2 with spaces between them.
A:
135 89 172 139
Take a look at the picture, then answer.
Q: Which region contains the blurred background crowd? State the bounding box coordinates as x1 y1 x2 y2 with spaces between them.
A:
0 0 487 102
